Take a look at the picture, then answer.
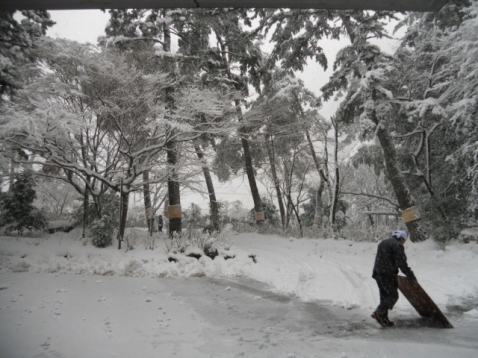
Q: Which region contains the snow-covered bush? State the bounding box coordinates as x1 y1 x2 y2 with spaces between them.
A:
431 224 460 245
88 193 119 248
90 218 113 248
0 170 47 234
163 227 233 260
249 197 280 225
143 232 160 250
123 229 141 251
163 231 188 254
339 224 392 242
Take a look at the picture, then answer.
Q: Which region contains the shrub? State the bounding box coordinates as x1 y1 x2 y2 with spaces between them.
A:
89 193 119 248
431 224 461 245
163 228 233 257
0 170 47 234
249 197 279 225
90 217 113 248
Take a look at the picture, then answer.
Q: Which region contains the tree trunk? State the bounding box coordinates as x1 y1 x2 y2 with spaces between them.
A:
375 124 427 242
194 144 219 232
163 12 182 236
236 107 264 223
315 178 325 226
305 130 327 226
215 32 264 223
331 167 340 224
167 140 181 236
142 170 154 236
82 187 88 239
283 189 304 237
118 189 129 246
265 133 286 227
330 118 340 225
9 158 15 191
282 159 294 227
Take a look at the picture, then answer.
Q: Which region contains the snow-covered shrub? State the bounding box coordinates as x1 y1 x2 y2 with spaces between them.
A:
0 170 47 234
123 259 143 275
425 196 465 244
47 220 76 234
182 203 203 230
88 193 119 248
431 224 460 245
249 197 280 225
458 228 478 244
212 226 234 250
162 227 233 260
339 224 391 242
90 218 113 248
163 231 188 254
9 260 30 272
122 229 142 251
143 232 160 250
230 221 254 234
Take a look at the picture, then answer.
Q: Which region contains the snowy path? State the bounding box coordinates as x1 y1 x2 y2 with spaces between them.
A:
1 273 478 358
1 231 478 357
232 233 478 312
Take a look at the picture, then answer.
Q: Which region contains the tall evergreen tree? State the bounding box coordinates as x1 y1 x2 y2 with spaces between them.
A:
0 10 54 98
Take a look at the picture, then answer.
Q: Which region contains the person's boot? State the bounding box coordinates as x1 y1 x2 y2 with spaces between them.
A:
384 311 395 326
371 310 389 327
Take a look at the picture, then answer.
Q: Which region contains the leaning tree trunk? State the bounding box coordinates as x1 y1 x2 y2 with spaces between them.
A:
375 122 427 242
265 133 286 227
299 94 330 227
194 144 220 232
215 34 264 223
236 102 264 223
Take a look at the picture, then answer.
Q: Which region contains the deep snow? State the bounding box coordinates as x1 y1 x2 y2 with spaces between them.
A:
1 228 478 357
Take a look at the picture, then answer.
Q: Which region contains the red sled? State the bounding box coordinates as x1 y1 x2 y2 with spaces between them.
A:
397 275 453 328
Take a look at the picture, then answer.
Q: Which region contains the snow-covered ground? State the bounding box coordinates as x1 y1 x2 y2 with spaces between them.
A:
1 228 478 357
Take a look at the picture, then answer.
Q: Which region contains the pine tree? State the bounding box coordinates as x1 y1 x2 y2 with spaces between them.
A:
0 10 54 98
387 0 476 238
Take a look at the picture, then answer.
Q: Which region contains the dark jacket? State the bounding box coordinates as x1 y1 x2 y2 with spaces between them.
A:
372 237 416 280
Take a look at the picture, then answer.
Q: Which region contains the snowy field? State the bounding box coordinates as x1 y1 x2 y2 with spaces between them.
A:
1 228 478 357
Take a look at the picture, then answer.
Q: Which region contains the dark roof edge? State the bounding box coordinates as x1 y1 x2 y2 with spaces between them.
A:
0 0 449 12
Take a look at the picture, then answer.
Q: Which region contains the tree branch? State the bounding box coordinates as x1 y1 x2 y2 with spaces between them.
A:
341 191 399 208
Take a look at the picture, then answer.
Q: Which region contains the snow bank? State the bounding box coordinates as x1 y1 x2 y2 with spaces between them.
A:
0 230 256 282
1 230 477 316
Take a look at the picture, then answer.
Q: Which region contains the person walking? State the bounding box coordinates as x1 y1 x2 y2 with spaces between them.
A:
371 230 417 327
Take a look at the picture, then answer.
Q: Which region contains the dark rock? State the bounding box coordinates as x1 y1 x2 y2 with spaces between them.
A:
249 254 257 263
47 223 75 234
205 247 218 260
168 256 178 263
186 252 202 260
